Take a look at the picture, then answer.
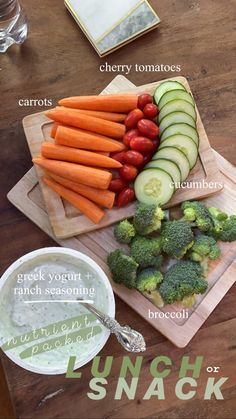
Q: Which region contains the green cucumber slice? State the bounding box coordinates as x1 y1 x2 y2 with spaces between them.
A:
134 168 175 206
159 111 196 135
153 81 186 105
158 90 195 110
159 134 198 169
158 100 197 123
145 158 181 185
152 146 190 181
161 123 199 147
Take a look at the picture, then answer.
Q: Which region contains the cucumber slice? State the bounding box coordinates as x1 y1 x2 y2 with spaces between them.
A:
158 90 195 110
145 158 181 185
134 168 175 206
159 111 196 135
159 134 198 169
152 146 190 181
158 100 197 123
154 81 186 105
161 123 199 147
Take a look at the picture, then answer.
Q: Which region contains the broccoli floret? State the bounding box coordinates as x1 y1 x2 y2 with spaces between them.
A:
208 208 236 242
161 220 194 259
114 220 136 244
136 268 163 293
133 203 165 235
187 235 221 262
107 249 138 288
181 201 213 232
159 261 208 305
131 236 163 268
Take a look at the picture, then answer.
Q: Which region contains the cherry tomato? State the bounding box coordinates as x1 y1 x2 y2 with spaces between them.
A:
109 178 127 193
137 119 159 139
125 109 144 130
137 153 153 170
110 151 126 164
150 138 160 154
130 136 154 154
143 103 159 119
119 164 138 182
124 150 144 167
123 128 140 148
138 93 153 110
117 187 135 208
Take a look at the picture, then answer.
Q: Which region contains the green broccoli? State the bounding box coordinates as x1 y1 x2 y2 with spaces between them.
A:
114 219 136 244
133 203 165 235
130 235 163 268
181 201 213 232
208 207 236 242
159 261 208 304
188 235 221 262
107 249 138 288
136 268 163 293
161 220 194 259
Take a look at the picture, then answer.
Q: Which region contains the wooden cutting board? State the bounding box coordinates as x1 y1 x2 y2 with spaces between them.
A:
7 151 236 348
23 75 223 239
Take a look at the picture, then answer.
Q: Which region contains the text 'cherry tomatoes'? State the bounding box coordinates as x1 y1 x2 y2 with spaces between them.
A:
137 119 159 139
123 128 140 148
130 136 154 154
119 164 138 182
124 150 144 166
138 93 153 110
109 178 127 193
125 109 144 130
117 187 135 208
143 103 159 119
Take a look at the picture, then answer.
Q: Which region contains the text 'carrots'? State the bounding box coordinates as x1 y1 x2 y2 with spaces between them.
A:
43 176 105 224
46 108 125 139
56 107 126 123
54 125 125 152
33 157 112 190
46 172 115 209
58 94 138 113
41 142 122 169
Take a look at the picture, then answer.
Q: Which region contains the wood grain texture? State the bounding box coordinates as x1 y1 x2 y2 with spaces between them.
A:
0 0 236 418
24 75 222 239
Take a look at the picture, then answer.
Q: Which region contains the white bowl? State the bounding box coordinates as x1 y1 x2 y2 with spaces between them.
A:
0 247 115 375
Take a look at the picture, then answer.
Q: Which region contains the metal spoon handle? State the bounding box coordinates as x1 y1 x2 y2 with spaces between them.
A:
82 302 121 331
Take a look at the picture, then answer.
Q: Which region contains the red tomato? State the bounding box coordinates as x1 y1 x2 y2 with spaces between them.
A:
143 103 159 119
150 138 160 154
138 93 153 110
125 109 144 130
123 150 144 166
137 154 153 170
110 151 126 164
130 136 154 154
117 187 135 208
109 178 127 193
119 164 138 182
137 119 159 139
123 128 140 148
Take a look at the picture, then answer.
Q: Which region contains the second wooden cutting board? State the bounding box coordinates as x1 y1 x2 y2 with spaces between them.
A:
23 75 223 238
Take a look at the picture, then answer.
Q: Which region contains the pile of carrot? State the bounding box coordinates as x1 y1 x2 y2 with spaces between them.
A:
33 93 138 224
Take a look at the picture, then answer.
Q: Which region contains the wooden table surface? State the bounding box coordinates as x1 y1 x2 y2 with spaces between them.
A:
0 0 236 418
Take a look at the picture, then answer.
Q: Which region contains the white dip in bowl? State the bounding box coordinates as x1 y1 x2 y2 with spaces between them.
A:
0 247 115 374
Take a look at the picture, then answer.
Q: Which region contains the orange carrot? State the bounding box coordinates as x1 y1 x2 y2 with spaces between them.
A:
46 172 115 209
33 157 112 190
56 106 126 123
96 151 110 156
41 142 122 169
51 122 59 139
58 94 138 113
45 108 125 139
43 176 105 224
54 125 125 152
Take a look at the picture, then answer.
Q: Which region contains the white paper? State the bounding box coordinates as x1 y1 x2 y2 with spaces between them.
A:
67 0 142 40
